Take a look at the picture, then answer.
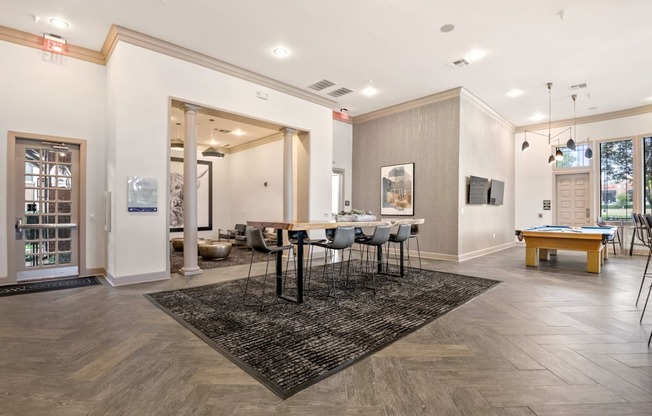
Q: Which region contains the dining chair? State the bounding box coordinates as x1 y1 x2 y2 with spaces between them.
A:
311 226 356 300
407 224 422 271
357 225 391 294
635 214 652 308
597 216 621 255
386 224 411 277
243 227 294 310
638 214 652 322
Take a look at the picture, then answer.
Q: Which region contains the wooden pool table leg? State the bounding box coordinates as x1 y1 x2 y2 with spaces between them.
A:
526 247 539 267
587 249 602 273
539 248 550 261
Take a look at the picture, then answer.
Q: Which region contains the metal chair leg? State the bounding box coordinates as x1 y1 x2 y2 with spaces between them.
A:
641 283 652 323
637 248 652 305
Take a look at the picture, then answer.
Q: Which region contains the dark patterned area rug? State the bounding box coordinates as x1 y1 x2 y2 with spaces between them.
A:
0 276 102 297
146 267 499 399
170 245 267 274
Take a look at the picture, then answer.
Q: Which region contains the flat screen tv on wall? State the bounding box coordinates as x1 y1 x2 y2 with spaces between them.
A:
489 179 505 205
468 175 488 204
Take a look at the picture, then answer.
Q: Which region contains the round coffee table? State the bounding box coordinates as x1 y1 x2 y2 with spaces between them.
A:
171 238 184 252
199 241 232 260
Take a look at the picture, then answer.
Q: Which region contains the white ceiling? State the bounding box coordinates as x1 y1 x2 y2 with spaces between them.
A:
3 0 652 127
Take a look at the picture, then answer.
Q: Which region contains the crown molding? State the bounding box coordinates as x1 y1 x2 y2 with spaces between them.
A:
0 25 105 64
103 25 336 110
228 132 283 154
354 87 462 124
459 88 515 131
515 103 652 133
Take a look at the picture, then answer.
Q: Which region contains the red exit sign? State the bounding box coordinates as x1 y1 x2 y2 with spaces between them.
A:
43 34 67 53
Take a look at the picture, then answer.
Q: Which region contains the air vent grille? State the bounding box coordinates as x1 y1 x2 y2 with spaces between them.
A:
328 87 354 98
570 83 588 90
216 129 231 134
308 79 335 91
448 58 470 68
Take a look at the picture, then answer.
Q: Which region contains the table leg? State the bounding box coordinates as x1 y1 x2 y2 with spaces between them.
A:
587 249 602 273
296 232 304 303
276 229 283 297
377 244 383 274
525 247 539 267
399 240 405 277
539 248 550 261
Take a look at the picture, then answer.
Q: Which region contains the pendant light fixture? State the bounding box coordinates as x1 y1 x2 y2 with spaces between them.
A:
171 122 184 148
521 82 572 165
202 125 225 158
566 95 577 151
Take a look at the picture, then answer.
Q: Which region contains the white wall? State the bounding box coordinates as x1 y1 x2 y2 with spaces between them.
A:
105 42 333 285
458 93 515 257
0 41 107 281
333 120 353 212
515 112 652 231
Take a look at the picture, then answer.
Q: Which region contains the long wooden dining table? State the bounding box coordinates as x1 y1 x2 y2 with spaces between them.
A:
247 218 425 304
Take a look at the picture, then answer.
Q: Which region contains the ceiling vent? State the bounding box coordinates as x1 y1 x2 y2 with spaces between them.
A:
448 58 470 69
216 129 231 134
328 87 354 98
308 79 335 91
569 83 588 91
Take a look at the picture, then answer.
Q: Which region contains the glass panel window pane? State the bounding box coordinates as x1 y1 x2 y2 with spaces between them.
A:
58 190 71 201
58 228 71 239
43 229 56 239
58 240 71 251
58 253 71 264
644 137 652 215
25 229 39 240
555 144 591 168
42 254 56 266
43 241 56 253
600 139 633 220
25 203 38 213
58 202 71 213
43 149 57 162
58 215 71 224
24 175 39 188
56 176 71 189
43 216 56 224
58 152 72 164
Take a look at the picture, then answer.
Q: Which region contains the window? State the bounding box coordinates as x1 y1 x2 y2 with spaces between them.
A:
643 136 652 214
600 139 633 220
555 143 591 169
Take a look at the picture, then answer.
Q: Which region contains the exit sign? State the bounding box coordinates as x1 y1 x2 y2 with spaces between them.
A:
43 34 67 54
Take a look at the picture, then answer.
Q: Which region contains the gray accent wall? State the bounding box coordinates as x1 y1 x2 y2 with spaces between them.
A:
352 96 461 257
352 89 515 260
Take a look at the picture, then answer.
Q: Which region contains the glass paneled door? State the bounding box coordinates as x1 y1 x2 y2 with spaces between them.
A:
14 139 79 281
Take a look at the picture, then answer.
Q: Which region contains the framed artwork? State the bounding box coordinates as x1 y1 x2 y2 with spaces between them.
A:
170 157 213 232
380 162 414 216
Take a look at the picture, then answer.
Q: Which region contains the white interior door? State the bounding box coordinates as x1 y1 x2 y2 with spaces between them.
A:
556 173 591 227
14 139 80 281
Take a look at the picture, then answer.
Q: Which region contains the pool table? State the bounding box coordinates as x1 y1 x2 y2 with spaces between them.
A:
515 226 616 273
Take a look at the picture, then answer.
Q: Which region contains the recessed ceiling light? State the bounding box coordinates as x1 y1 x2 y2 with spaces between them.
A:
440 24 455 33
50 18 69 29
273 47 288 58
232 129 245 136
507 89 523 98
361 80 378 97
464 49 486 62
530 112 546 121
647 96 652 101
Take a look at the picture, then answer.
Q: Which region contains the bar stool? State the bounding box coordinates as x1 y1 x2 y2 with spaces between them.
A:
243 227 294 310
311 226 356 300
597 217 621 255
287 230 324 293
357 225 391 293
407 224 422 271
636 214 652 308
386 224 411 277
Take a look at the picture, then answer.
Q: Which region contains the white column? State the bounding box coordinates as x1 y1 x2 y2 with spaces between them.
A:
282 128 296 222
180 104 202 277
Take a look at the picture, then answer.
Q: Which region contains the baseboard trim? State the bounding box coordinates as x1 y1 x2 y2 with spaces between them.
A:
105 270 170 287
457 242 518 262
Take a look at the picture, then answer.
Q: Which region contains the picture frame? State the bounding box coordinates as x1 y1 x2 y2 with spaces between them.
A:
380 162 414 216
170 157 213 232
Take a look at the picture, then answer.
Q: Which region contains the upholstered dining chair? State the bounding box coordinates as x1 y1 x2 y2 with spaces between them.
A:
386 224 411 277
243 227 294 310
357 225 391 294
311 226 356 300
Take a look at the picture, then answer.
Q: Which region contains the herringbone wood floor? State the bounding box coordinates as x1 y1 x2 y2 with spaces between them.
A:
1 247 652 416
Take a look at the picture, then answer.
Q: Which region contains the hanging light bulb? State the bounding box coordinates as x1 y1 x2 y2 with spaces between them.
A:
548 154 556 165
585 138 593 159
567 95 577 150
171 122 184 148
555 147 564 161
521 132 530 151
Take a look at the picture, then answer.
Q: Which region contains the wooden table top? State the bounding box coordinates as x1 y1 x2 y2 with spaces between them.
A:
248 218 424 231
